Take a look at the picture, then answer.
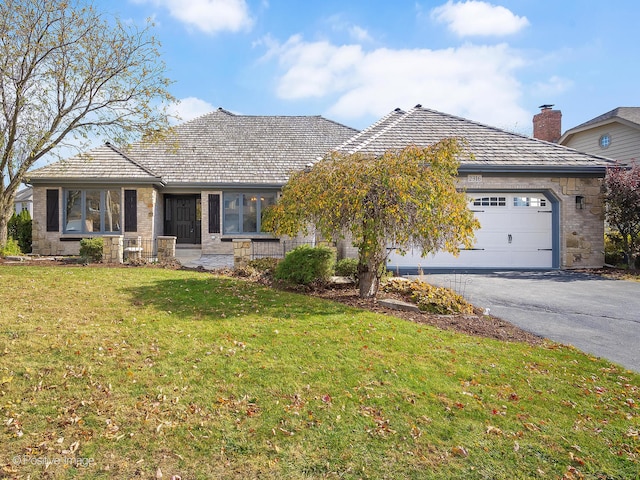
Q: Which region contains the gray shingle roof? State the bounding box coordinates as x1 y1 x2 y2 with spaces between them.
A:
567 107 640 131
27 143 163 184
337 105 614 173
28 108 358 186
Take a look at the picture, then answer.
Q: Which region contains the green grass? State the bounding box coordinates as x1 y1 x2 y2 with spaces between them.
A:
0 266 638 479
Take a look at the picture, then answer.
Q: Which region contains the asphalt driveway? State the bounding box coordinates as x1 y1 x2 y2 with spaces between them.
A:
415 271 640 372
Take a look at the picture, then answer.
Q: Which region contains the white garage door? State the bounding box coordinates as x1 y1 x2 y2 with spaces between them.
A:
387 193 553 271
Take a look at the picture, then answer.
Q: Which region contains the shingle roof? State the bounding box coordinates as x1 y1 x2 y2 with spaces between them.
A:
337 105 614 173
27 108 358 186
567 107 640 131
27 143 163 184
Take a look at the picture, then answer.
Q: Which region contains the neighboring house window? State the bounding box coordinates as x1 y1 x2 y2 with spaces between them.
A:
46 189 59 232
124 190 137 232
599 134 611 148
64 189 121 233
223 192 277 234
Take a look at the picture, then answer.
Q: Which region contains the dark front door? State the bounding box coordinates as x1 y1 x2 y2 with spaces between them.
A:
166 196 200 244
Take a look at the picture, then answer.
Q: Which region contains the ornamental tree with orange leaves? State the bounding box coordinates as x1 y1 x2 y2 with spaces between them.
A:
263 140 480 298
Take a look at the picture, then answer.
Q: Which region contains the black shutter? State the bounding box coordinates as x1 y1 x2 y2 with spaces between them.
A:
208 194 220 233
124 190 137 232
46 189 59 232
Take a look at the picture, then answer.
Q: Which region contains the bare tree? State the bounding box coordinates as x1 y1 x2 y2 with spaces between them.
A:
0 0 174 247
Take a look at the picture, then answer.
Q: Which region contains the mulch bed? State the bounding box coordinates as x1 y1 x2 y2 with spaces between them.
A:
311 286 545 346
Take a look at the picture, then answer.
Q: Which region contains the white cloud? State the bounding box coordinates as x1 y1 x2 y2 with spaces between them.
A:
532 75 574 96
169 97 216 122
431 1 529 37
135 0 253 34
349 25 373 43
265 36 530 130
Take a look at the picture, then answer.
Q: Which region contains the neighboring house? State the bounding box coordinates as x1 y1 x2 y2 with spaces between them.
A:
559 107 640 166
25 108 358 257
14 187 33 217
336 105 613 272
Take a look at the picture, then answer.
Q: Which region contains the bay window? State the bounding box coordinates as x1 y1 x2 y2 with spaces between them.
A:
64 189 121 233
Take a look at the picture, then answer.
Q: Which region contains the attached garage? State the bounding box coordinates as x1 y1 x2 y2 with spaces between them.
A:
336 105 612 272
387 192 557 272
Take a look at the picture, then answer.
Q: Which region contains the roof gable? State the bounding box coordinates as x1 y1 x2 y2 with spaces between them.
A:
338 105 613 173
27 143 162 184
28 108 358 186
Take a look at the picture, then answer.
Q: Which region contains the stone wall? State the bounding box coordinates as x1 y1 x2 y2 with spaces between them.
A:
102 235 123 264
457 173 605 269
157 236 176 262
31 185 159 257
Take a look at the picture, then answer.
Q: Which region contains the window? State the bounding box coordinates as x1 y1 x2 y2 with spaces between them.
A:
64 189 121 233
599 134 611 149
472 196 506 207
513 196 547 207
223 192 277 234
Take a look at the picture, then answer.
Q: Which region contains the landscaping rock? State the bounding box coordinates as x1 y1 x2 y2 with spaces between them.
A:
378 298 421 313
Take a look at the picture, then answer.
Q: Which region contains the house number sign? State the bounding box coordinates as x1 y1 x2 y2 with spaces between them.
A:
467 174 483 183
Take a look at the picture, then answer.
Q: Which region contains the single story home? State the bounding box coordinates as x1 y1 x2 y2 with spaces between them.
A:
26 108 358 258
27 104 612 272
335 105 613 272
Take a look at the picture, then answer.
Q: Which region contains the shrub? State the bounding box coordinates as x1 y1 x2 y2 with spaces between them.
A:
274 245 336 286
0 238 22 257
79 237 104 263
8 210 32 253
382 278 474 315
247 257 280 275
334 258 358 279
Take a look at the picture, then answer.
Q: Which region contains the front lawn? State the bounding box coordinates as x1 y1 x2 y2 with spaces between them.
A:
0 266 638 479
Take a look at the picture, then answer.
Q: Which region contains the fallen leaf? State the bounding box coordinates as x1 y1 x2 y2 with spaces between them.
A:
451 445 468 457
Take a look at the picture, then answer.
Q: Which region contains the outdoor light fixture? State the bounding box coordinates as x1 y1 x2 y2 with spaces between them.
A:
575 195 585 210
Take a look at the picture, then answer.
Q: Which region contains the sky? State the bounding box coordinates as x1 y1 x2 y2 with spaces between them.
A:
84 0 640 135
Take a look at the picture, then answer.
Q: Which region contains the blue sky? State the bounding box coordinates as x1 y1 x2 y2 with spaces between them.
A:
98 0 639 134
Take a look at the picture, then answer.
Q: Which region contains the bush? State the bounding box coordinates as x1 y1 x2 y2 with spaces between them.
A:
605 231 640 268
0 238 22 257
79 237 104 263
334 258 358 279
274 245 336 286
382 278 474 315
247 257 280 275
8 210 32 253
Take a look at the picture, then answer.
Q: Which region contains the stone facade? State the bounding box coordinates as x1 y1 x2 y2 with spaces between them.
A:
102 235 124 264
157 236 176 262
30 176 606 270
233 239 252 267
458 174 605 269
31 185 158 256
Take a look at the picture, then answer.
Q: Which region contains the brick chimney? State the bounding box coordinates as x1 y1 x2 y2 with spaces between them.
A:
533 104 562 143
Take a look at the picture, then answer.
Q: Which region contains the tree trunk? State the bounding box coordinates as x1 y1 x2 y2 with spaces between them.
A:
359 267 379 298
0 198 13 250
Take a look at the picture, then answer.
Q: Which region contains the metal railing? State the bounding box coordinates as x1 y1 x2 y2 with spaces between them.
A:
250 239 315 260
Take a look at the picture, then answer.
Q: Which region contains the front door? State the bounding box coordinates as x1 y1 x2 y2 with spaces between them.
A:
166 196 200 244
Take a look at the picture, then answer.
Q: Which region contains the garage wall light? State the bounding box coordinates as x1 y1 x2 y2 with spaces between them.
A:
575 195 585 210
